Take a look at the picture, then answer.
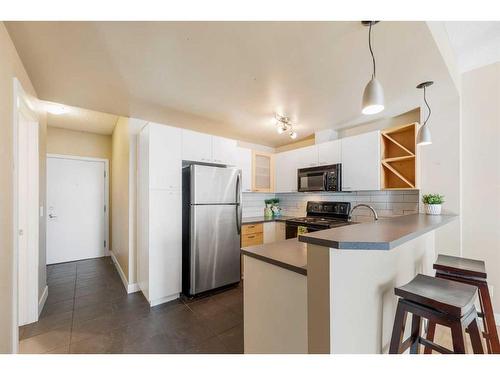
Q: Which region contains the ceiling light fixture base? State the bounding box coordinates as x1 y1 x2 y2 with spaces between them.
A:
416 81 434 89
361 21 380 27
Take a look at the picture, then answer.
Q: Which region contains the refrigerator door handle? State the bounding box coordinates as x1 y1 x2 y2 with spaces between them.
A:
236 172 242 234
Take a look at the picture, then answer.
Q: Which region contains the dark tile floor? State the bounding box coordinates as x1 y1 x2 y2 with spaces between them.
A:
19 257 244 354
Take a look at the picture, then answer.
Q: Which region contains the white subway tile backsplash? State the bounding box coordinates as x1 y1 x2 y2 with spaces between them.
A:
242 190 419 219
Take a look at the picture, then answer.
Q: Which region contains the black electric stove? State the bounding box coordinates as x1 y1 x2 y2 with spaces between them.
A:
285 201 352 239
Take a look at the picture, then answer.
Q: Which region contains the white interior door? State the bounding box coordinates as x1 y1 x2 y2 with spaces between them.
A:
47 156 107 264
17 106 39 326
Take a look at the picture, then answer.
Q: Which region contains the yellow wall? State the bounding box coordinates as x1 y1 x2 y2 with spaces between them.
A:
275 135 315 153
46 126 112 160
0 22 46 353
111 117 130 282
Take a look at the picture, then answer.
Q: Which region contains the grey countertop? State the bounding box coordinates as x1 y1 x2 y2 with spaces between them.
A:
240 213 457 275
242 216 295 225
299 213 458 250
241 238 307 275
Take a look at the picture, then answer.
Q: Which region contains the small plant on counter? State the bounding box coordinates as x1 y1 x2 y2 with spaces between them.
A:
422 194 444 215
271 198 281 217
264 198 282 218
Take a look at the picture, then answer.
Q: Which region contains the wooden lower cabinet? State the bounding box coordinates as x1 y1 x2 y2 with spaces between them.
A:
241 232 264 247
240 221 287 278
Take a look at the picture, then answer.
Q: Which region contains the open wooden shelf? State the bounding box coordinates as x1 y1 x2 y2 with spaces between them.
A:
381 123 417 190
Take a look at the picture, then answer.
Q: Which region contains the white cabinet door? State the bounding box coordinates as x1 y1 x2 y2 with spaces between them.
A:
341 130 380 191
275 150 299 193
294 145 319 169
318 140 341 166
263 222 276 244
148 190 182 302
182 129 212 162
212 136 238 165
236 147 252 192
149 123 182 191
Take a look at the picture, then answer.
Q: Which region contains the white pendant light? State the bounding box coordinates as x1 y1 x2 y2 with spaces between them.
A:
416 81 434 146
361 21 384 115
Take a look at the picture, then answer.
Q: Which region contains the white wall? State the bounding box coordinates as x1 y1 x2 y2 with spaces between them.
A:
419 93 462 256
461 62 500 313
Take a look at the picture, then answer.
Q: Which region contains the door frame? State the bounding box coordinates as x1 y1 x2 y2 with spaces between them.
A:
46 154 110 260
12 78 40 353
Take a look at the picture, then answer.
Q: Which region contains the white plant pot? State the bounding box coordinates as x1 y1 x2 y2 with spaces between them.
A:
424 204 442 215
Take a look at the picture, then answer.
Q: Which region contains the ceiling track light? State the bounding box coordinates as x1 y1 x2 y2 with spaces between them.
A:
416 81 434 146
361 21 384 115
275 114 298 139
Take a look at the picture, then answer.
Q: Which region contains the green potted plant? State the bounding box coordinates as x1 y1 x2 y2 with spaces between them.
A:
264 199 274 218
422 194 444 215
271 198 281 217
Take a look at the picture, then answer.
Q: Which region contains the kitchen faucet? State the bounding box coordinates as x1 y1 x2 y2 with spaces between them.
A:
348 204 379 222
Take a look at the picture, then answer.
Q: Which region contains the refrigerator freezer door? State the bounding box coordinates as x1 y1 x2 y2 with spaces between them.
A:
191 204 241 295
191 165 240 205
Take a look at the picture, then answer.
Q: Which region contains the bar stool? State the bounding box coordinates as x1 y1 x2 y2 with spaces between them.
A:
424 254 500 354
389 274 484 354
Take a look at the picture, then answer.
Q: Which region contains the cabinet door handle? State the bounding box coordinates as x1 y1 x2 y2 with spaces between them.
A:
247 235 255 239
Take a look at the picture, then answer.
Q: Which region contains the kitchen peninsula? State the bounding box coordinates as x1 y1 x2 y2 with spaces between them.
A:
241 213 457 354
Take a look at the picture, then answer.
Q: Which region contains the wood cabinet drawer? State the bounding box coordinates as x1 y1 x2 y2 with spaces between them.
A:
241 232 264 247
242 223 263 235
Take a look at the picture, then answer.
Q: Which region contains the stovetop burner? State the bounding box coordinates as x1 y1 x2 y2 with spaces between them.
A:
285 201 352 228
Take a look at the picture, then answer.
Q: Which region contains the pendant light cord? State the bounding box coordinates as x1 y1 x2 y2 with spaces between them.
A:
369 22 376 79
423 86 432 126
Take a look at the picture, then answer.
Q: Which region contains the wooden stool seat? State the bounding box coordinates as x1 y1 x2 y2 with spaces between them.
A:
395 274 478 318
434 254 487 279
424 254 500 354
390 274 483 354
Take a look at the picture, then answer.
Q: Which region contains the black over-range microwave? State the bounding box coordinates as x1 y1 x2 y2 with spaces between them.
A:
297 164 341 192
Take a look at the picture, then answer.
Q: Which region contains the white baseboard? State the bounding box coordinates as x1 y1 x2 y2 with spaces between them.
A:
38 285 48 317
149 293 179 307
109 250 140 294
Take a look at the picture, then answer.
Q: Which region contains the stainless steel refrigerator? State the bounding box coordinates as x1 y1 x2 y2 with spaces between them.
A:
182 164 242 296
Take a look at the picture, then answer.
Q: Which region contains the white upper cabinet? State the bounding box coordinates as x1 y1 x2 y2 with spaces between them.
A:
182 129 237 165
318 140 341 166
182 129 212 163
294 145 319 169
149 123 182 191
275 149 299 193
341 130 381 191
236 147 252 192
212 136 238 166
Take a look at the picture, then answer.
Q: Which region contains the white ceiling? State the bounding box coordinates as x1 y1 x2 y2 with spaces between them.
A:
444 21 500 73
42 101 119 135
6 21 457 147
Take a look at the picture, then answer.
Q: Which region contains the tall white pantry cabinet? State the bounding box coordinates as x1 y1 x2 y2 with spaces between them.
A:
138 123 182 306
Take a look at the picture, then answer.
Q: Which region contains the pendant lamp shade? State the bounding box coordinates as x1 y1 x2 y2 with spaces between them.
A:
362 77 385 115
361 21 384 115
416 123 432 146
416 80 434 146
